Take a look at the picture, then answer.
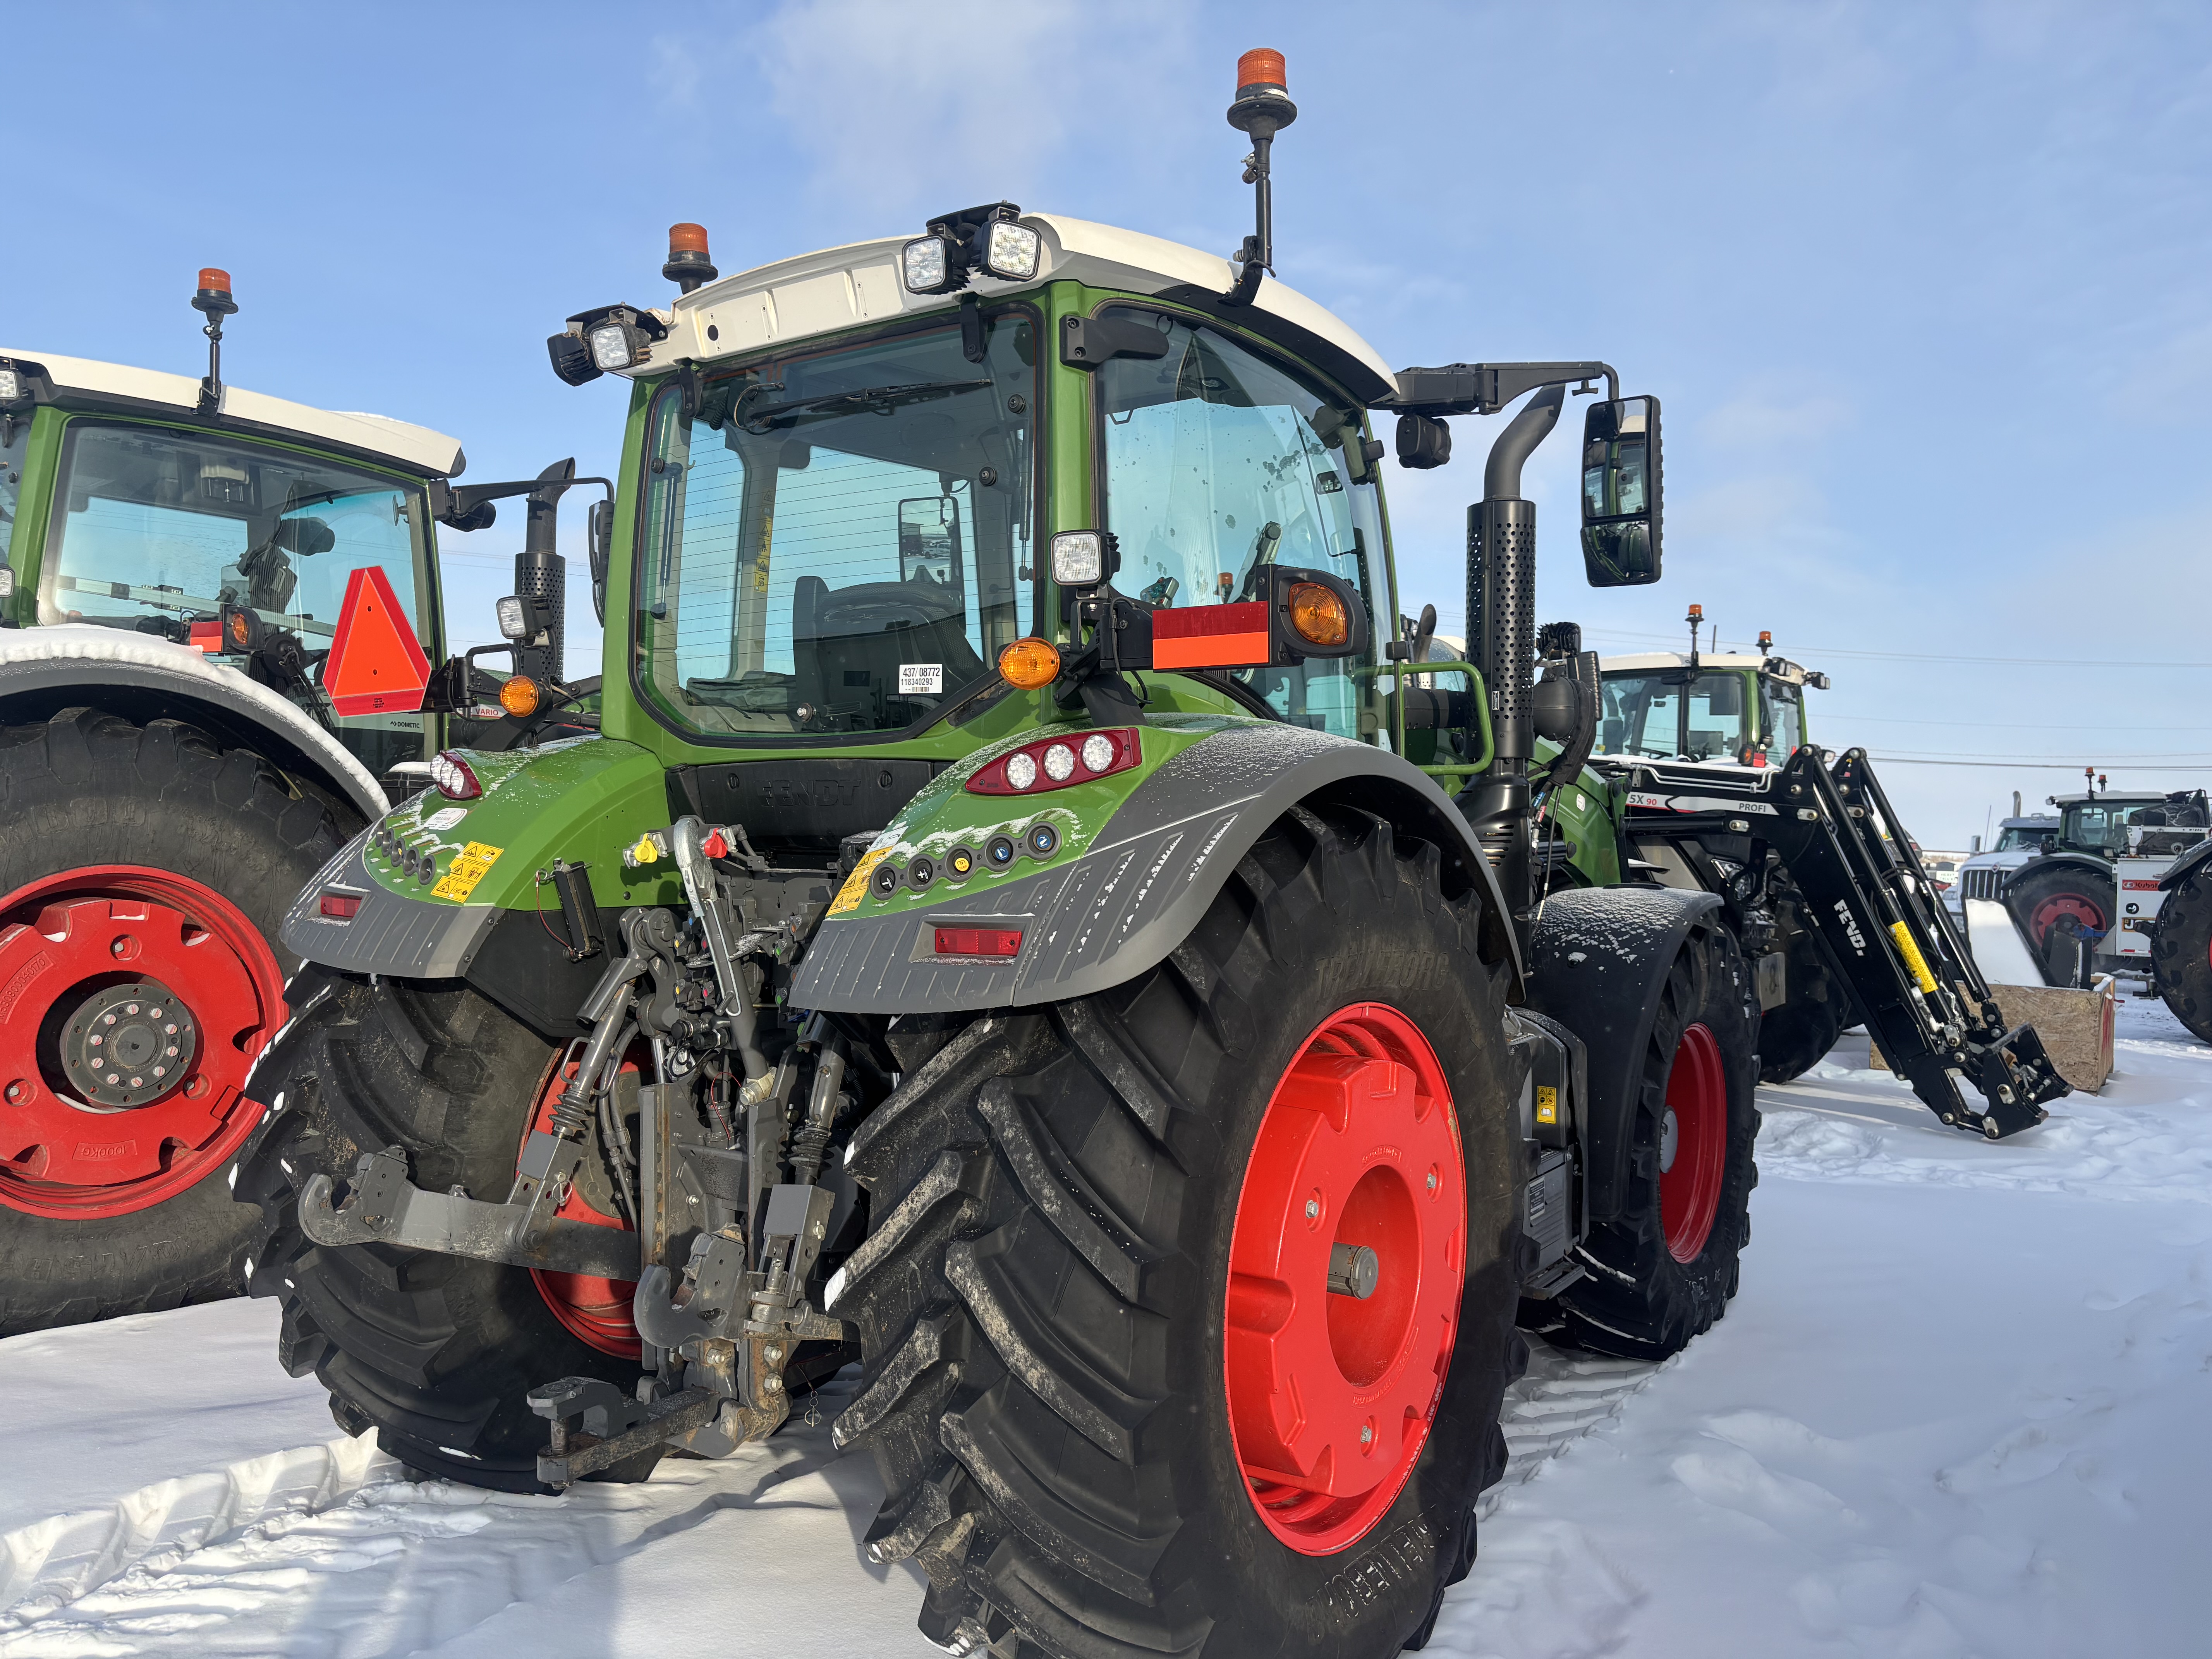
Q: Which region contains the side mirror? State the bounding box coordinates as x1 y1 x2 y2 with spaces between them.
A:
1579 395 1662 587
587 498 614 623
273 516 335 556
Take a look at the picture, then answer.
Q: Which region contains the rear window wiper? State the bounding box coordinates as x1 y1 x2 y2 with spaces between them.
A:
735 378 992 433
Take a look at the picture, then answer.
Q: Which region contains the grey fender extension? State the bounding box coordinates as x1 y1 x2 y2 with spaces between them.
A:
792 724 1518 1015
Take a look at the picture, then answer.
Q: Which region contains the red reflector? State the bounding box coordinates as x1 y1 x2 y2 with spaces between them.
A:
1152 601 1271 669
319 893 362 919
935 926 1023 958
189 619 223 654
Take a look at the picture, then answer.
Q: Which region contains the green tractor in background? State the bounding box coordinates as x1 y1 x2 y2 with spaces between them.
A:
239 54 2064 1659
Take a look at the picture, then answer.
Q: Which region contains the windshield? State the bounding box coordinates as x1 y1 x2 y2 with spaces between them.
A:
1597 669 1751 760
1994 826 2048 851
40 421 435 773
1094 306 1384 740
2063 800 2157 852
635 313 1036 740
1760 677 1803 760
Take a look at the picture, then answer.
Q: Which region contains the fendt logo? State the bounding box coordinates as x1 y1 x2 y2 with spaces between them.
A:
1833 899 1867 952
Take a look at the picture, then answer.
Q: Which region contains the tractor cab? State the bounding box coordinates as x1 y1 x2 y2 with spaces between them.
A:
2048 789 2208 858
1 331 460 781
1594 646 1826 768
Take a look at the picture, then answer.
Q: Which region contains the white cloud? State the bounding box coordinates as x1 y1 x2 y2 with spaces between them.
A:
668 0 1193 220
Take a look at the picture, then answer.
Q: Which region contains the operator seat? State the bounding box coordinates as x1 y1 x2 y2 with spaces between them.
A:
791 575 986 728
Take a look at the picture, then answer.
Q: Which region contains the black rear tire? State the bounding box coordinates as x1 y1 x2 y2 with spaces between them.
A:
2154 867 2212 1044
832 806 1525 1659
235 974 643 1488
1528 917 1759 1360
0 708 347 1338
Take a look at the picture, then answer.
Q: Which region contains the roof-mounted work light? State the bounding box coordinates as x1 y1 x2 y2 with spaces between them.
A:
548 304 668 386
902 203 1040 294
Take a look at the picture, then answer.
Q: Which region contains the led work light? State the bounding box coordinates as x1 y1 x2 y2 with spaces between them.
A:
902 202 1042 294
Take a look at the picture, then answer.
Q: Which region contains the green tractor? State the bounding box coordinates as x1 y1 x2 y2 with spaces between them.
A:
239 54 2066 1659
0 276 603 1336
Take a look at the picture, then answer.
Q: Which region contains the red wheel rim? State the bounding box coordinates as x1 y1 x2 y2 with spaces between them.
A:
1659 1022 1727 1264
2026 890 2104 949
521 1051 641 1359
1223 1003 1464 1556
0 866 284 1219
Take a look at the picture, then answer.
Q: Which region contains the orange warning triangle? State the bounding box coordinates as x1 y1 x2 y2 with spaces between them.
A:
324 565 431 718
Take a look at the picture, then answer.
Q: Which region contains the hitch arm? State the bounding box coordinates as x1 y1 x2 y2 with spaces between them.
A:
299 1147 641 1279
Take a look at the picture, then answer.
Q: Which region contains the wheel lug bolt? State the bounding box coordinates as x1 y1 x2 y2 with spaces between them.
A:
149 1007 164 1019
1304 1198 1320 1219
90 1034 103 1047
1426 1168 1438 1193
165 1024 177 1036
103 1013 116 1025
3 1081 22 1104
1360 1422 1374 1445
125 1003 139 1016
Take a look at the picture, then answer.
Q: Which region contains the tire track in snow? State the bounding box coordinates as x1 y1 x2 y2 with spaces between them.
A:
0 1341 1660 1657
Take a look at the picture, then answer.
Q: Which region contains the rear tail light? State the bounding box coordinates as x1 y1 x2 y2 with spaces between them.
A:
319 893 362 920
935 926 1024 958
430 750 482 799
969 728 1139 795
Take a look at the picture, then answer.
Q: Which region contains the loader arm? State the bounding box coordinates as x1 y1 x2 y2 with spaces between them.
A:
1763 748 2068 1137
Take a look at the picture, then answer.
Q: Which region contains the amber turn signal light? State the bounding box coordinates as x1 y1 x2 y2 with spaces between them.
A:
1288 582 1349 648
499 675 542 718
998 636 1061 690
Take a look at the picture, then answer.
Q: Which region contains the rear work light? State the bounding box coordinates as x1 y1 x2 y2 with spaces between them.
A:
318 892 362 920
935 926 1024 958
967 728 1140 795
430 750 482 800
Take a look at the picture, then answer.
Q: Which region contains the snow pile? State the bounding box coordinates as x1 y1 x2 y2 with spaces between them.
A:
0 997 2204 1656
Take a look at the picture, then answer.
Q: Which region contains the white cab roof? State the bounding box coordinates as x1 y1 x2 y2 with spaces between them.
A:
646 212 1398 400
1600 650 1815 685
0 348 464 478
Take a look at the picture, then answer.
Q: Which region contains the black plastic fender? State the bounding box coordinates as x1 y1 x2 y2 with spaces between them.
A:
2157 837 2212 892
2002 850 2112 892
791 720 1521 1015
1521 883 1726 1223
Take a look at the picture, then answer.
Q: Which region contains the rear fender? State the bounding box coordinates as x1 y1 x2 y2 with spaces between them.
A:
790 714 1519 1015
2004 852 2111 891
0 625 385 822
1521 884 1726 1223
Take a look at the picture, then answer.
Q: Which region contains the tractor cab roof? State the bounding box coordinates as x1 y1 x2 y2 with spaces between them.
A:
0 347 465 479
601 212 1400 406
1598 650 1821 687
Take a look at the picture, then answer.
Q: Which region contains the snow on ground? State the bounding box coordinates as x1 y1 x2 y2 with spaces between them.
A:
1 997 2206 1657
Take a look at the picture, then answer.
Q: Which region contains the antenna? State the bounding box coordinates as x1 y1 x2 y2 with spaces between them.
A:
192 269 238 414
1224 49 1296 306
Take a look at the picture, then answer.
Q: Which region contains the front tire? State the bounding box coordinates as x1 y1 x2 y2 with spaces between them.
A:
832 806 1525 1659
2006 862 2114 982
2154 866 2212 1044
1529 915 1759 1360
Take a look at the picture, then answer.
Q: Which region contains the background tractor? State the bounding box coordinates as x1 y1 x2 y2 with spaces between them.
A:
0 280 600 1335
238 53 2067 1659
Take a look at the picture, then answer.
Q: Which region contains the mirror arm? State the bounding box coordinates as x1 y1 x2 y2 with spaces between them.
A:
1385 361 1617 417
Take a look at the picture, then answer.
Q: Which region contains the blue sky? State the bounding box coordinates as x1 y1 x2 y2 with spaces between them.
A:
7 0 2206 845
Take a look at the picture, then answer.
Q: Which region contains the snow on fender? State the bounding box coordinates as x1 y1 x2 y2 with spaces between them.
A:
0 625 386 821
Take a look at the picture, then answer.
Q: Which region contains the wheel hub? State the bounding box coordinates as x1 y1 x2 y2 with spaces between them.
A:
1659 1107 1680 1174
60 981 199 1108
0 868 282 1219
1223 1003 1464 1556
